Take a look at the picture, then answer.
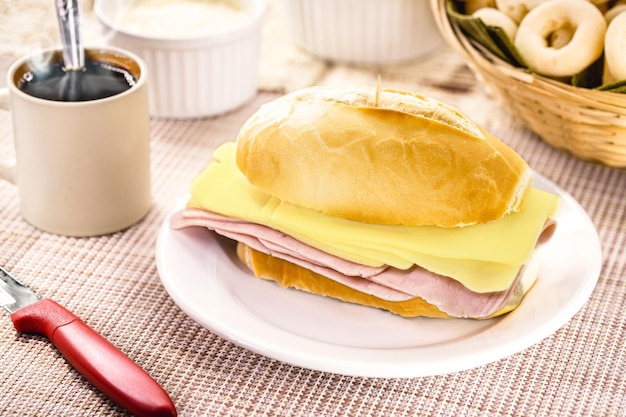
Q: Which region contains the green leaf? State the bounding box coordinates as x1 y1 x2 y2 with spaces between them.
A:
446 0 529 69
486 26 529 69
597 79 626 93
572 56 604 89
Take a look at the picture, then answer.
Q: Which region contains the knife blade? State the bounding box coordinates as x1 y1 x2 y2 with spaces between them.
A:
0 266 177 417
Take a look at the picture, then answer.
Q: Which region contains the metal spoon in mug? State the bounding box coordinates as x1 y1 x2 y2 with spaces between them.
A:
55 0 86 101
56 0 84 71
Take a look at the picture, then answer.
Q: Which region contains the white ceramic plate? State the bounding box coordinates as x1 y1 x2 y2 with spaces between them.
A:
156 173 602 377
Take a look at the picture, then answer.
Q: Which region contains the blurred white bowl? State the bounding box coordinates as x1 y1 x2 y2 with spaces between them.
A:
95 0 266 118
283 0 443 65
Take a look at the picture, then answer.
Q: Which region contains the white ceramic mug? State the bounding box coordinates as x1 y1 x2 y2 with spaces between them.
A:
0 46 151 237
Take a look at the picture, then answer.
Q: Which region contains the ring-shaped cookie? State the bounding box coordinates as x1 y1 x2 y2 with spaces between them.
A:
514 0 606 77
494 0 545 23
604 12 626 81
472 7 518 39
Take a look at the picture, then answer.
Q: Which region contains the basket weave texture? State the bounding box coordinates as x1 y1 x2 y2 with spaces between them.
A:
431 0 626 168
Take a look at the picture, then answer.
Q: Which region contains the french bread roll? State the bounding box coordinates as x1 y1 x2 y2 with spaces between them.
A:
235 86 531 228
173 86 560 320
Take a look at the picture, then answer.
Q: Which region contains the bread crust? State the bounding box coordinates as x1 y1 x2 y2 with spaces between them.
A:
236 242 453 318
235 86 530 227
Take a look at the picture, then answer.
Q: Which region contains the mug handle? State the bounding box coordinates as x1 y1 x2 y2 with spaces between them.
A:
0 87 16 184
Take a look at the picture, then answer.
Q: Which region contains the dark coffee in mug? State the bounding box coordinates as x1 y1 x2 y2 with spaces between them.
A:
15 50 139 102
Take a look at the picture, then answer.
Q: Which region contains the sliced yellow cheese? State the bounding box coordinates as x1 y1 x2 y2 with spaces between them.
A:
188 142 560 293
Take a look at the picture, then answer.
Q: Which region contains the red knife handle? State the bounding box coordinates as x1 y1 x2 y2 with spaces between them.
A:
11 299 177 417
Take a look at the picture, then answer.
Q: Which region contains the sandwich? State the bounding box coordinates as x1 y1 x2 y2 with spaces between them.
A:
170 85 560 319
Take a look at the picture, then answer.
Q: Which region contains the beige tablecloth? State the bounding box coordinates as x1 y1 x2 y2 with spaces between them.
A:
1 2 626 416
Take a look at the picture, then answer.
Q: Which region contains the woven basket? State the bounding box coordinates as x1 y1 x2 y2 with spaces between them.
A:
431 0 626 168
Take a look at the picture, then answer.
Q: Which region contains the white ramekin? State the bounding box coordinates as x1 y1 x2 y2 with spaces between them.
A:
94 0 266 119
283 0 443 65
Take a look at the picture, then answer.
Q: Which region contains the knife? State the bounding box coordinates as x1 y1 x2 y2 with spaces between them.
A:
0 266 177 417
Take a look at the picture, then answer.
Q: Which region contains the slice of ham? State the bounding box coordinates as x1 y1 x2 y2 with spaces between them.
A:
170 208 554 318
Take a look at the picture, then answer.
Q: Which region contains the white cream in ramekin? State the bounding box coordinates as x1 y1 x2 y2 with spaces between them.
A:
95 0 266 118
283 0 443 65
